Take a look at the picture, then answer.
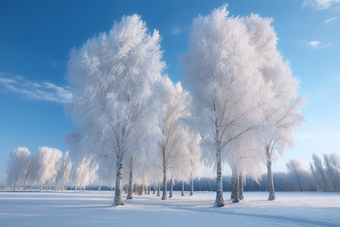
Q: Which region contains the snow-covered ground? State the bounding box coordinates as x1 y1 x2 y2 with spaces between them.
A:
0 191 339 226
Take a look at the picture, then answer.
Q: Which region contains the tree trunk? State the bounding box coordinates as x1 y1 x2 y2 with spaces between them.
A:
55 179 59 191
139 184 143 196
232 169 240 203
157 182 161 196
231 168 235 199
239 175 244 201
181 179 185 196
13 181 16 192
147 185 150 195
62 181 65 192
215 149 224 202
40 182 43 191
113 156 124 206
23 177 28 192
190 173 194 196
169 177 174 198
267 145 276 200
153 184 156 194
214 119 225 207
133 183 137 195
98 179 102 192
215 151 224 206
161 169 167 200
161 143 167 200
127 159 133 199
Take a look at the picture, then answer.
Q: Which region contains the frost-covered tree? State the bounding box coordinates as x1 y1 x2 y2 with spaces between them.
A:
34 147 62 191
324 153 340 191
56 151 72 191
310 153 337 192
153 76 189 200
242 14 305 200
286 159 312 191
228 135 266 202
35 147 62 190
123 151 148 199
181 5 268 207
67 14 165 206
168 139 190 198
27 154 40 190
97 157 116 192
187 133 204 196
72 157 98 191
6 147 31 191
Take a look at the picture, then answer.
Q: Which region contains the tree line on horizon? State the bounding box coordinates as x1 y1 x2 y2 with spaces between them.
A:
5 5 315 207
6 148 340 194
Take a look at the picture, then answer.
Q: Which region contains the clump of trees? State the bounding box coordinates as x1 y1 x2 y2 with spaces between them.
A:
6 147 72 191
180 5 304 205
6 147 31 191
310 153 340 192
65 5 305 206
178 153 340 193
6 5 313 208
7 148 340 193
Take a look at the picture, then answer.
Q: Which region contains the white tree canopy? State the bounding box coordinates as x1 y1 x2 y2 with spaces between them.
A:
67 14 165 206
72 157 98 190
6 147 31 191
57 151 72 190
242 13 305 200
34 147 62 190
242 14 305 156
151 76 190 200
181 5 269 206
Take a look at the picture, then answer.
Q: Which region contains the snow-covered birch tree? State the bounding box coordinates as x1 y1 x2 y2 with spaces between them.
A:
67 14 165 206
243 14 305 200
123 150 145 199
97 157 116 192
153 76 189 200
34 147 62 191
229 137 266 202
324 153 340 191
167 140 190 198
6 147 31 191
181 5 268 207
187 133 204 196
286 159 311 191
57 151 72 191
310 153 332 192
72 157 98 190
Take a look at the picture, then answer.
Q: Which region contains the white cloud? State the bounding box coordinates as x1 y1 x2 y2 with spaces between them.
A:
308 41 320 47
325 17 338 23
0 73 72 103
303 0 340 10
306 40 331 48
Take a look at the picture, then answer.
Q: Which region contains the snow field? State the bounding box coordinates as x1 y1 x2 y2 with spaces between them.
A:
0 191 339 227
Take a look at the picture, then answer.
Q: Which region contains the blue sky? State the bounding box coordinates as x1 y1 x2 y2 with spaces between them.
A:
0 0 339 184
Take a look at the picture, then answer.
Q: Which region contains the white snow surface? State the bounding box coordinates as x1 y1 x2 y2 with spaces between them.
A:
0 191 339 226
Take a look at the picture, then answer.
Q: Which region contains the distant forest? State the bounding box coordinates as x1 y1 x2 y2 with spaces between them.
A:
80 153 340 193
